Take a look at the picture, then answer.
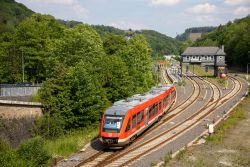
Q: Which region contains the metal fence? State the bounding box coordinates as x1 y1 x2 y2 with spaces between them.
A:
0 84 41 97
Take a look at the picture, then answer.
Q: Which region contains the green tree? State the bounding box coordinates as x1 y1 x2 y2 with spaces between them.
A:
52 24 108 86
39 62 109 132
0 13 64 83
17 137 51 167
103 34 127 55
104 56 134 102
119 35 155 93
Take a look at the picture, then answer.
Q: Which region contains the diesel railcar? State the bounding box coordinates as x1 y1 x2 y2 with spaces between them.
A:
99 84 176 147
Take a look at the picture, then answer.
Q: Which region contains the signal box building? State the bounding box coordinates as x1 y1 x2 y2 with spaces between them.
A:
181 46 227 77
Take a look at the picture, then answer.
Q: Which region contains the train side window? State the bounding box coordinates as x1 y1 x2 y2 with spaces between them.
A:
173 90 176 96
125 119 130 132
153 103 156 115
149 105 153 118
163 97 168 107
155 103 159 114
132 114 136 128
159 102 162 111
137 110 144 124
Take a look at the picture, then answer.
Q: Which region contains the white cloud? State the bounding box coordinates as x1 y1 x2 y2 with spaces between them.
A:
72 4 88 19
109 21 148 30
195 15 215 23
17 0 88 20
150 0 180 6
224 0 250 6
33 0 75 5
234 6 250 15
188 3 216 14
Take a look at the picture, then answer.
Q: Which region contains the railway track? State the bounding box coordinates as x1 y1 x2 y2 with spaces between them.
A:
94 77 241 167
86 77 220 167
73 71 214 167
57 69 243 167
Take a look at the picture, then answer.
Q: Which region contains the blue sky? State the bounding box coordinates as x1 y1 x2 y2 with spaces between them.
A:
16 0 250 37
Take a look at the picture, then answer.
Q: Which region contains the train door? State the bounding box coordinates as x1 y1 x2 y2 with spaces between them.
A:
145 107 149 125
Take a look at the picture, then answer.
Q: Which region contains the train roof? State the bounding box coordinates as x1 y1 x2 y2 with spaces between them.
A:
105 84 174 116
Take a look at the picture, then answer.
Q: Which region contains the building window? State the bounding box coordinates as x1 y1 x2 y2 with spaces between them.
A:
186 56 189 60
205 56 207 60
219 56 223 59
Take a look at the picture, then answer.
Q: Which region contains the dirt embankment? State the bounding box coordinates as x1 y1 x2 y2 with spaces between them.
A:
165 97 250 167
0 105 42 147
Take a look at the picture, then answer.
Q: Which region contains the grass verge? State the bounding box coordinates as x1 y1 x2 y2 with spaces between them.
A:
44 126 99 158
206 96 248 143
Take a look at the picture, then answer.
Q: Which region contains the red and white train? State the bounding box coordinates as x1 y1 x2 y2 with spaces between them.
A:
99 84 176 147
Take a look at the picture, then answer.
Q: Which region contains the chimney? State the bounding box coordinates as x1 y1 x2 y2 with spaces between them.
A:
221 45 224 52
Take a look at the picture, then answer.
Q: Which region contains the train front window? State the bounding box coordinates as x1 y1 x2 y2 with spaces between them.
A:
103 116 123 132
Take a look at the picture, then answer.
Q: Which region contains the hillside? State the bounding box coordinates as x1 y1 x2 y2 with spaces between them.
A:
91 27 181 57
176 26 216 41
57 21 182 58
194 16 250 68
0 1 181 58
0 0 34 33
137 30 181 56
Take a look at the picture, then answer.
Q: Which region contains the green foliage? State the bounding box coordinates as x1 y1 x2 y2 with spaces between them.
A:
39 62 109 134
0 13 64 83
92 25 125 37
0 137 50 167
92 26 181 58
17 137 51 167
103 34 127 55
151 161 158 166
206 102 246 143
35 113 66 138
194 16 250 67
176 26 216 41
119 34 156 93
44 127 98 157
0 0 34 34
104 56 134 102
176 148 187 160
0 149 27 167
138 30 181 56
164 151 172 164
31 93 41 102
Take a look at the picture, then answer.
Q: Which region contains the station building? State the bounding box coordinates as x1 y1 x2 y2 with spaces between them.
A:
181 46 227 77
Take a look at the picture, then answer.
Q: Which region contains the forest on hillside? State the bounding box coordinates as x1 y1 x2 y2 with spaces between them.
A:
0 13 156 127
0 13 157 165
0 0 33 33
176 26 216 41
193 16 250 68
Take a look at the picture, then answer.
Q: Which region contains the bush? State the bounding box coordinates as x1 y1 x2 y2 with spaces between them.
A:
35 113 65 139
31 93 41 102
17 137 51 167
0 138 26 167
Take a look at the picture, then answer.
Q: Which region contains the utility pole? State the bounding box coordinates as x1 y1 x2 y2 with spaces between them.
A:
247 63 250 80
22 51 24 83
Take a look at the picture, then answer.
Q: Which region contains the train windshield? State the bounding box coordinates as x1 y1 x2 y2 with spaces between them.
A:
103 116 123 132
